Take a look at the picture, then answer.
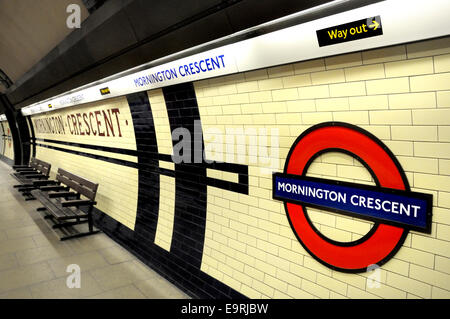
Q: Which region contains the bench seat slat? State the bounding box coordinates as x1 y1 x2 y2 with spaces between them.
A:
11 173 34 184
31 190 89 220
29 168 100 241
54 197 89 219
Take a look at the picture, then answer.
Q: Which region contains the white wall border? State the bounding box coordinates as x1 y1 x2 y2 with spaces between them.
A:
21 0 450 116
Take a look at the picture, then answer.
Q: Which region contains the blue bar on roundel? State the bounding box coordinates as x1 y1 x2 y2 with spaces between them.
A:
272 173 432 233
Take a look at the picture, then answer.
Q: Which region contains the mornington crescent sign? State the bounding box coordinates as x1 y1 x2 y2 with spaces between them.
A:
274 174 431 232
273 122 433 273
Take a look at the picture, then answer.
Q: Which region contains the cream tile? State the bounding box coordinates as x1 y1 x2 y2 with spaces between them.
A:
89 260 158 291
0 253 18 272
16 245 74 266
6 223 52 239
29 272 103 299
135 278 191 299
32 233 67 247
0 218 36 231
65 233 117 254
98 245 136 264
88 284 146 299
0 287 33 299
0 262 54 294
47 251 109 277
0 237 36 256
0 230 7 242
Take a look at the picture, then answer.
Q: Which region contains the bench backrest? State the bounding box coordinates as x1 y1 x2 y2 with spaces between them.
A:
35 158 51 177
29 157 38 169
56 168 98 201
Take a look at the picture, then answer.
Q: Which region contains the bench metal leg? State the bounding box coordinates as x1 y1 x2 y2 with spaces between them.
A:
19 189 36 200
33 195 101 241
60 230 101 241
52 220 88 229
87 212 94 232
24 195 36 201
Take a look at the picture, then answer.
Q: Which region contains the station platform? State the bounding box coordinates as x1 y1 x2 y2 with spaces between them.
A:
0 160 189 299
0 0 449 301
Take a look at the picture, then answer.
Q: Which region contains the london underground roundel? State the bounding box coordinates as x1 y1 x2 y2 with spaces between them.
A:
273 122 433 273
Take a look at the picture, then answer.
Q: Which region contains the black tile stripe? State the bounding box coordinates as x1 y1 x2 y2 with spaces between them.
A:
35 137 173 163
33 141 180 177
91 207 246 299
26 116 36 158
207 161 249 195
0 122 4 157
33 140 248 192
158 153 173 162
206 176 248 194
35 138 248 179
127 91 161 244
35 142 139 169
163 82 208 270
34 137 139 157
29 84 251 298
209 161 248 174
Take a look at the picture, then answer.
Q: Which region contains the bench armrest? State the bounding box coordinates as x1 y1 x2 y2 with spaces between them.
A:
15 167 35 172
13 165 30 169
17 182 33 187
17 170 36 175
17 184 35 189
61 199 96 207
48 191 77 198
40 185 67 192
23 174 47 179
32 180 58 186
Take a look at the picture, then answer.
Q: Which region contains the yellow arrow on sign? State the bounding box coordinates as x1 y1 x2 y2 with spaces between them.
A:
369 20 380 30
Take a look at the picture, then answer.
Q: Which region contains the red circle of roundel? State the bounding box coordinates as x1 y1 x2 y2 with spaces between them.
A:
284 122 408 272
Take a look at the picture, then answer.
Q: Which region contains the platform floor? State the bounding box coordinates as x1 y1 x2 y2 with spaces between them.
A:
0 160 190 299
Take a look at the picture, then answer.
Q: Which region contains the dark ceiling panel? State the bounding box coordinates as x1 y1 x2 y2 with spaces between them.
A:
7 0 239 108
123 0 227 41
81 11 138 60
6 0 380 109
134 10 234 60
225 0 334 32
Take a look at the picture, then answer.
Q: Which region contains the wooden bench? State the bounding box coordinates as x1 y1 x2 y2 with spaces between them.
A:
11 158 52 200
12 157 36 171
12 157 42 175
31 168 101 241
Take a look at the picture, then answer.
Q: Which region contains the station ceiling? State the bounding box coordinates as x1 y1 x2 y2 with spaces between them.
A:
0 0 89 92
0 0 337 110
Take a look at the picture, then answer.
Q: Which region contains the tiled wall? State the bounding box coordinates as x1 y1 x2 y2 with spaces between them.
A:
32 97 139 230
148 89 176 252
27 36 450 298
1 121 14 162
0 122 4 158
194 36 450 299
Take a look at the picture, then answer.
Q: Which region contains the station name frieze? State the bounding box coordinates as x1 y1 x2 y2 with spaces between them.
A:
32 107 125 138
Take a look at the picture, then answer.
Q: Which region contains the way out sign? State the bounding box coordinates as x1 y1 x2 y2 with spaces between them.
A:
273 122 432 273
316 16 383 47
